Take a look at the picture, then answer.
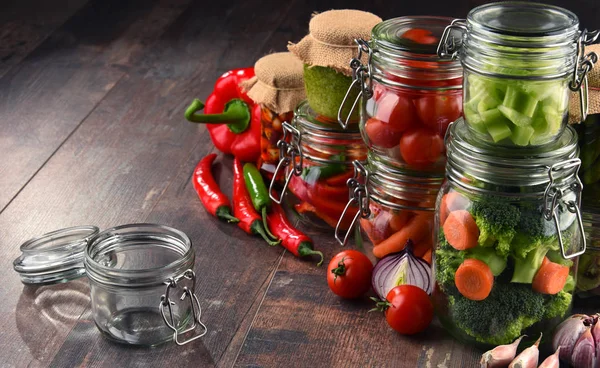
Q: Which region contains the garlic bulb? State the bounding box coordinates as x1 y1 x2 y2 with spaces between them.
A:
552 313 600 366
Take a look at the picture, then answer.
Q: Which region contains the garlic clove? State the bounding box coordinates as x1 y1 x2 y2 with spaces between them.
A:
553 314 588 363
480 335 525 368
571 327 596 368
538 346 560 368
508 334 541 368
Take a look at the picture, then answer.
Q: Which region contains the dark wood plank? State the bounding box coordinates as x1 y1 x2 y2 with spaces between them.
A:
0 1 195 367
17 0 304 366
0 0 89 79
0 0 191 214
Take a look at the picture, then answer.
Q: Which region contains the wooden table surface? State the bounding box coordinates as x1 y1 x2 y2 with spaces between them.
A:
1 0 599 367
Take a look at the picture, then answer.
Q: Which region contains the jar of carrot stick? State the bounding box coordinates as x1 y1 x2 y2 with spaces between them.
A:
433 118 584 349
335 155 443 260
269 100 367 230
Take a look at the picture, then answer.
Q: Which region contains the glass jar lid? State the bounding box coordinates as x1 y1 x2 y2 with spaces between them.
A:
13 225 99 285
469 2 578 39
447 118 579 192
369 16 463 85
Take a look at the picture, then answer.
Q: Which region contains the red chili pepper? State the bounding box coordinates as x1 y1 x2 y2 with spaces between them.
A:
185 68 261 163
267 202 323 266
192 153 239 223
233 158 280 246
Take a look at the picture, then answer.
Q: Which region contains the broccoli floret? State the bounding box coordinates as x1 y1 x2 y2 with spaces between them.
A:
543 290 572 320
470 199 520 257
435 232 466 293
511 237 560 283
466 246 508 276
449 283 545 345
511 210 546 259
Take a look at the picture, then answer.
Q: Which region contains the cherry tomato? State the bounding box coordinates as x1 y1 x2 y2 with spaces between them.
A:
374 91 417 133
399 128 444 165
365 117 403 149
414 93 462 135
384 285 433 335
327 250 373 299
401 28 438 45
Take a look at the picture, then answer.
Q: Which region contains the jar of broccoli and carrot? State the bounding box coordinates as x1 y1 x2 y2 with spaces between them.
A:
335 154 442 261
339 16 463 173
433 118 586 349
438 2 598 147
269 100 367 230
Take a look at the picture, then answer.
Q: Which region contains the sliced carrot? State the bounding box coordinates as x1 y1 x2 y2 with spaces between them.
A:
439 191 468 226
443 210 479 251
373 213 431 258
412 237 433 258
389 210 412 233
422 249 432 265
455 258 494 301
532 257 570 295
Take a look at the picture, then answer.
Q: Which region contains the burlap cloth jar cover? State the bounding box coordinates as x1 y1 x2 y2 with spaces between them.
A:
288 9 382 122
241 52 306 169
569 44 600 206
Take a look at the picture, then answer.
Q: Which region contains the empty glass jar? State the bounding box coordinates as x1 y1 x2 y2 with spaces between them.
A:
13 223 206 347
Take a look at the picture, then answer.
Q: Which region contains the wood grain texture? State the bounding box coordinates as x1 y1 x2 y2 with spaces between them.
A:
0 0 89 79
0 0 191 213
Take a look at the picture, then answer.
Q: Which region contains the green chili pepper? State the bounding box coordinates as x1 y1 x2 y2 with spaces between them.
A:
301 154 346 180
243 163 277 239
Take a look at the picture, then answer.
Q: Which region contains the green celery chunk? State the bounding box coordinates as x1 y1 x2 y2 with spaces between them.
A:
503 86 538 118
477 95 501 114
498 105 533 127
511 125 535 146
481 108 513 142
464 106 487 134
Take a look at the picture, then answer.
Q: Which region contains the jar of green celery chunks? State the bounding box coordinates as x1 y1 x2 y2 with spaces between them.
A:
438 2 598 147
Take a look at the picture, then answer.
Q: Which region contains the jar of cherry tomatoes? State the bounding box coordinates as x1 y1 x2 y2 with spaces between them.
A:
269 100 367 230
338 16 463 173
433 118 585 349
335 156 443 262
438 2 598 147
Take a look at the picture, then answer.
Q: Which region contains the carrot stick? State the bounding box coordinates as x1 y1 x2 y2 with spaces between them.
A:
532 257 570 295
455 258 494 301
412 237 433 258
439 191 468 226
373 213 431 258
389 210 412 233
443 210 479 250
422 249 432 265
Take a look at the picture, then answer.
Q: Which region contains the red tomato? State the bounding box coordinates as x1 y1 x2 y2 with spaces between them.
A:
399 128 444 165
384 285 433 335
401 28 438 45
327 250 373 299
365 118 403 149
414 94 462 135
374 92 417 133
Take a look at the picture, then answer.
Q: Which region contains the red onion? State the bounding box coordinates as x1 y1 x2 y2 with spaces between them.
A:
371 240 432 299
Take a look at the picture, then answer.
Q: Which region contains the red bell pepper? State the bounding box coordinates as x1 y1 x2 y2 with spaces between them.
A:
185 68 261 163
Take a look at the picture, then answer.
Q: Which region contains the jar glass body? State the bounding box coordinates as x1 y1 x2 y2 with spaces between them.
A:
358 159 442 257
85 224 195 346
361 16 463 173
433 119 583 349
576 210 600 299
258 106 293 180
454 2 580 147
285 101 367 230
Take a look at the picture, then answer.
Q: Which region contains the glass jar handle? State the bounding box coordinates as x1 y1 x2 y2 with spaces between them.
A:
159 269 207 346
569 29 599 122
335 160 371 246
337 39 373 129
542 159 586 260
269 121 303 204
437 19 467 59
